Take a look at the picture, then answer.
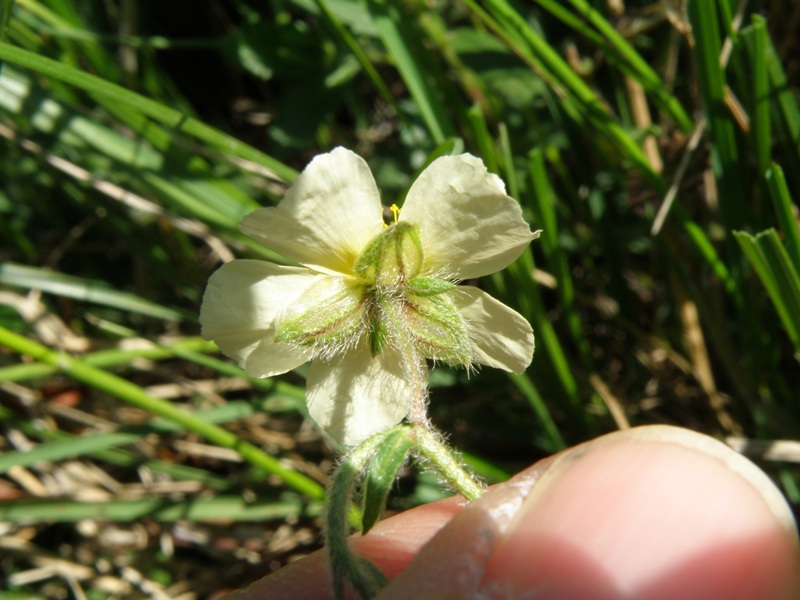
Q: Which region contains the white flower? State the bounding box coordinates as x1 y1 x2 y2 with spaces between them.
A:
200 147 538 445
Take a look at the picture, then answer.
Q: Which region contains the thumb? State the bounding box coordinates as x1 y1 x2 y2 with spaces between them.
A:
379 425 800 599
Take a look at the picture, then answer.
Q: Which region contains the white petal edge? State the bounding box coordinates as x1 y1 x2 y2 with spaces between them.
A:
400 154 537 279
241 148 384 276
306 341 414 445
451 286 534 374
199 260 319 377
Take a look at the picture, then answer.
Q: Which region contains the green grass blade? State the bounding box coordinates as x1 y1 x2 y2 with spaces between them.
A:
498 122 518 199
0 41 298 182
0 431 141 474
530 0 604 47
0 0 13 44
312 0 395 108
466 103 497 172
464 0 663 190
0 326 326 501
0 0 13 80
0 400 273 474
527 150 591 369
0 495 323 523
766 163 800 275
734 230 800 351
139 173 256 230
682 219 736 295
757 233 800 351
16 0 122 81
0 404 236 490
1 66 277 246
460 451 511 483
765 36 800 194
508 373 565 452
361 0 453 144
741 16 770 178
500 247 585 436
558 0 693 132
0 337 230 383
687 0 746 229
0 262 187 321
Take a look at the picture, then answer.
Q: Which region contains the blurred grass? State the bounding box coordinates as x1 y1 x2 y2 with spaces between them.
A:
1 0 799 598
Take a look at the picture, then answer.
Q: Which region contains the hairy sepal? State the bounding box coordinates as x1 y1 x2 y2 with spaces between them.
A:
275 278 367 355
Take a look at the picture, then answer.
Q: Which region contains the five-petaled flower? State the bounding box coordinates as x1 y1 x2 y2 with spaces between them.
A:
200 147 538 444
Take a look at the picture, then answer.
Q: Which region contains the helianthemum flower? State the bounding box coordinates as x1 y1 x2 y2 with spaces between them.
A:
200 147 538 445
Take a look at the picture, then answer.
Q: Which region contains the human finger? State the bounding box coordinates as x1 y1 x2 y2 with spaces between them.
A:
379 425 800 599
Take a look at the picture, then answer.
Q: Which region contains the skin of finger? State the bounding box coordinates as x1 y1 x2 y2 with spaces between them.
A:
480 426 800 599
380 425 800 600
222 494 466 600
376 456 555 600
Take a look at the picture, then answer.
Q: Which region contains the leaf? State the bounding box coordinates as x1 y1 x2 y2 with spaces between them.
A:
361 426 413 534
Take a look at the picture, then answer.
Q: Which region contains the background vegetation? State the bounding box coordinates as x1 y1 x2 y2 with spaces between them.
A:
1 0 799 598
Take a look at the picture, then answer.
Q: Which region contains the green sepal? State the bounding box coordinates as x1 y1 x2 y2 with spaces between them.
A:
406 277 456 296
361 426 414 534
275 279 367 350
407 294 472 366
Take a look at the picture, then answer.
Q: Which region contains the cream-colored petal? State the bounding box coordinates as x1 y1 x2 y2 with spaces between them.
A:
400 154 538 279
241 148 384 276
199 260 320 377
306 341 414 445
451 286 534 374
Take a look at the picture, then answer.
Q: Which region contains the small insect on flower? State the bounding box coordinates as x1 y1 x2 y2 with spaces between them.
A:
200 147 539 444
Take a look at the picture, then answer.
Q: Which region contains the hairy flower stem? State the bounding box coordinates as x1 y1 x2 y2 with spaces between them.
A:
406 356 429 427
382 303 482 501
326 430 393 600
414 426 484 501
326 427 483 599
381 298 429 428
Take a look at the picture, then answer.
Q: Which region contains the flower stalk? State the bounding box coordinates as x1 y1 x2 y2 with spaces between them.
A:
327 424 484 599
326 430 394 600
413 426 484 502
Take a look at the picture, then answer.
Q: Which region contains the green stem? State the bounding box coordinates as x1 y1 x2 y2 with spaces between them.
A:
381 298 429 427
0 326 325 501
414 426 484 501
327 430 393 600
